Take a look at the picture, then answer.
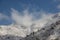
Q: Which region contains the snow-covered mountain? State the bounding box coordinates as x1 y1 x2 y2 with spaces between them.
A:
21 13 60 40
0 13 60 40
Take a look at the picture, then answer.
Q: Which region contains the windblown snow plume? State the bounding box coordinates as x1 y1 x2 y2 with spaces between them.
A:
0 8 60 38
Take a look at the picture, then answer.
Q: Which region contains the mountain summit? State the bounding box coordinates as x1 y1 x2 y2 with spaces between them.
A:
21 13 60 40
0 13 60 40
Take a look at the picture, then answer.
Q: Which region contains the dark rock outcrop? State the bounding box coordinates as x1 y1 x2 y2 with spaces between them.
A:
21 20 60 40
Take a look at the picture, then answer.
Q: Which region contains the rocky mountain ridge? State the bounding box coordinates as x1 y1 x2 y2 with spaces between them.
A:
21 19 60 40
0 13 60 40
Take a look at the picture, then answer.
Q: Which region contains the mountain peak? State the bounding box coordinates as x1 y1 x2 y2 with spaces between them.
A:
22 17 60 40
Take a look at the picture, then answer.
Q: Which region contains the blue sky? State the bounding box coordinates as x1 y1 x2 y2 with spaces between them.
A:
0 0 60 25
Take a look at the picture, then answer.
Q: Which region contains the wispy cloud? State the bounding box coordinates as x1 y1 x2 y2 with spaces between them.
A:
9 8 56 37
0 8 60 37
11 8 33 27
0 13 9 20
57 5 60 9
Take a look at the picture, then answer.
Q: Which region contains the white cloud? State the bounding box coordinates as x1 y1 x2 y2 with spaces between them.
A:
0 8 60 37
57 5 60 9
11 8 33 27
10 8 56 37
0 13 9 20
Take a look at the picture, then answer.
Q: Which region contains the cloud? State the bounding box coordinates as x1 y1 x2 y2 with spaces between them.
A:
1 8 60 37
0 13 9 20
57 5 60 9
11 8 33 27
9 8 56 37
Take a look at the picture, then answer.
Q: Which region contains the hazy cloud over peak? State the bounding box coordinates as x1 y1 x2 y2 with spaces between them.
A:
9 8 56 37
0 8 60 37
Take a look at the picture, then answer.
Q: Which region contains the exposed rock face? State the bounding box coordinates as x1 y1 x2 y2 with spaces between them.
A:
21 20 60 40
0 20 60 40
0 35 22 40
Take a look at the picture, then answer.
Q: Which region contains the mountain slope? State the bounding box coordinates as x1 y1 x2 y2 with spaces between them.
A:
0 13 60 40
0 19 60 40
22 19 60 40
